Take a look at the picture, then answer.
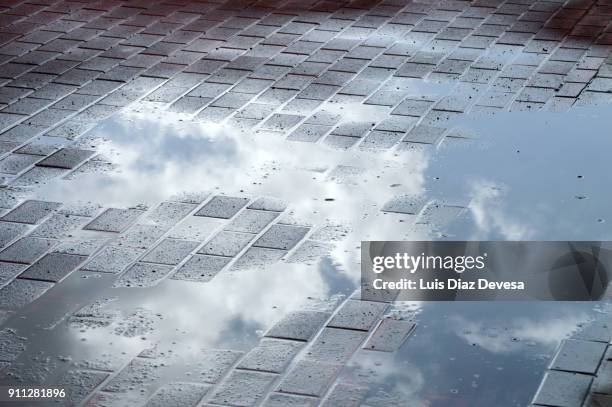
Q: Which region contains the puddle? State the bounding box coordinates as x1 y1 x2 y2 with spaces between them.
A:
2 101 612 404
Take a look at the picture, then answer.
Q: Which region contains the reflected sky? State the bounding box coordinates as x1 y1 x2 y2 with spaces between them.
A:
5 102 612 405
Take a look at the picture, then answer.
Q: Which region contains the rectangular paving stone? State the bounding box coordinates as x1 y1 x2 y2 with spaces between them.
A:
225 209 279 234
144 201 197 228
277 360 341 397
381 194 427 215
59 369 109 406
29 213 91 239
592 361 612 395
364 318 416 352
19 252 86 282
195 348 243 384
115 224 166 250
532 370 592 407
199 231 253 257
254 224 309 250
82 246 143 274
84 208 145 233
238 338 304 373
171 254 230 282
0 237 57 264
328 300 388 331
210 369 277 407
0 262 25 288
305 328 367 363
550 339 607 374
1 199 60 224
262 393 318 407
247 197 287 212
266 311 331 341
232 247 286 270
141 238 199 265
102 357 163 393
195 196 249 219
35 147 95 169
0 221 28 249
145 382 210 407
0 278 54 310
114 262 174 288
321 383 368 407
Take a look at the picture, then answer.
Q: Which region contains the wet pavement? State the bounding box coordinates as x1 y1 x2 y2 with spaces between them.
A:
0 0 612 406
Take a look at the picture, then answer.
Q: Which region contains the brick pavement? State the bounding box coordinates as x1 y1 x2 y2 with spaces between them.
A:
0 0 611 406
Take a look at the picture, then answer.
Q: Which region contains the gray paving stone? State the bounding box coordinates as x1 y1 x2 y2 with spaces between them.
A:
141 238 199 265
172 254 230 282
364 318 416 352
533 370 592 407
115 262 174 288
232 247 287 270
84 208 145 233
266 311 331 341
247 197 288 212
195 348 243 384
199 231 253 257
287 240 333 265
0 221 28 249
58 369 109 406
35 147 95 169
144 201 197 227
321 383 368 407
328 300 388 331
238 338 304 373
0 278 54 310
225 209 279 234
550 339 607 374
586 393 612 407
1 199 60 224
210 369 277 407
262 393 317 407
82 246 144 274
52 237 108 257
195 196 249 219
29 213 90 238
278 360 341 397
592 361 612 395
306 327 367 363
145 382 210 407
381 194 427 215
115 224 166 250
102 357 163 393
0 261 25 288
0 153 40 174
19 252 86 282
254 224 309 250
0 237 57 264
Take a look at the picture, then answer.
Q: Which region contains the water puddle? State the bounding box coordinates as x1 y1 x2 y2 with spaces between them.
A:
2 101 612 405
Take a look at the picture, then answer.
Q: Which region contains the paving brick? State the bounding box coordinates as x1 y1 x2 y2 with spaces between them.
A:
592 361 612 395
248 197 287 212
210 369 277 407
0 261 25 287
199 231 253 257
115 262 174 288
278 360 341 397
550 339 607 374
266 311 331 341
19 252 86 282
225 209 279 234
145 382 210 407
30 213 90 239
1 199 60 224
116 224 166 250
238 338 304 373
0 237 57 264
381 194 427 215
82 246 144 274
34 147 95 169
262 393 318 407
195 196 249 219
58 369 109 406
328 300 388 331
172 254 229 282
364 318 416 352
84 208 145 233
103 357 163 393
533 370 592 407
0 221 28 249
193 348 243 384
232 247 287 270
0 278 54 310
254 224 309 250
306 327 367 363
141 238 199 265
321 382 368 407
